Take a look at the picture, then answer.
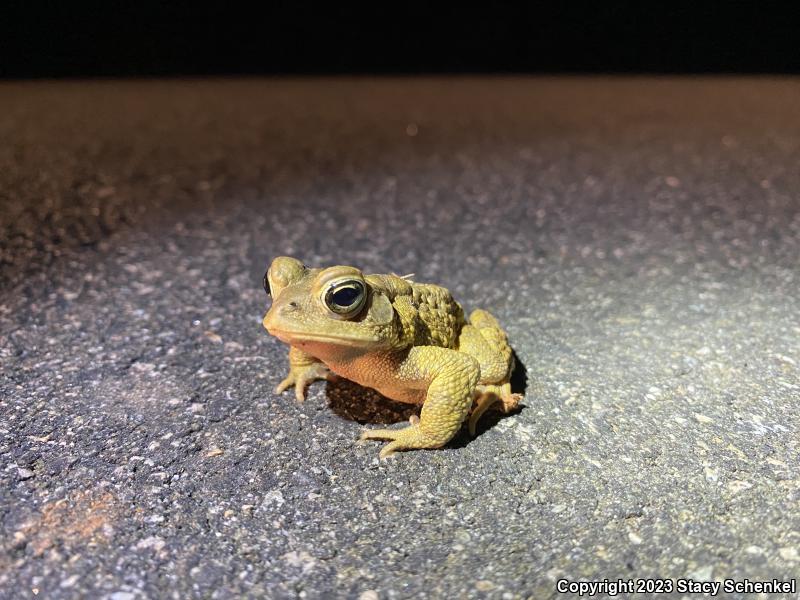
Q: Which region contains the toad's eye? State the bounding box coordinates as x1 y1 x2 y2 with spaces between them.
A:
324 279 366 317
263 271 271 296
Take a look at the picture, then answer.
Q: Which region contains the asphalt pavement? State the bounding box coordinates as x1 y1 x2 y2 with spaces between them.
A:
1 78 799 599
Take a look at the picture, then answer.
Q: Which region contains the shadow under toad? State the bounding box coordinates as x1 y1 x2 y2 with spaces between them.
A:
325 378 419 425
325 349 528 443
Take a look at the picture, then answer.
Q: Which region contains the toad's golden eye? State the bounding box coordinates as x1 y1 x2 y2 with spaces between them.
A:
324 279 366 318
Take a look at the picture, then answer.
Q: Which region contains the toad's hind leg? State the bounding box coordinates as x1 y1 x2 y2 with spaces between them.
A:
359 347 479 458
458 309 512 384
458 309 522 435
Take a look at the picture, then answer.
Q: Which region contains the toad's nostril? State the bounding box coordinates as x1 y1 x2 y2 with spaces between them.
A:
281 301 299 313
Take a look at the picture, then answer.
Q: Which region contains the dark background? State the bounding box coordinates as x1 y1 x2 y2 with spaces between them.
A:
2 4 799 78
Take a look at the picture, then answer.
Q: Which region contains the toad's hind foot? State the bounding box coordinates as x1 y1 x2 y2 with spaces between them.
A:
468 383 522 436
359 425 448 459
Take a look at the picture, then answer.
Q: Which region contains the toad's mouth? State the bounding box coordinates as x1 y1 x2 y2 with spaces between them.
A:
266 327 378 348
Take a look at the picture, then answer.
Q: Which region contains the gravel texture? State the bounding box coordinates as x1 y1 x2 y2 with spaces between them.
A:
1 78 799 599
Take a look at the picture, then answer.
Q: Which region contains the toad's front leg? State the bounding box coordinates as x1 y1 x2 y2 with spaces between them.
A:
360 347 480 458
275 346 336 402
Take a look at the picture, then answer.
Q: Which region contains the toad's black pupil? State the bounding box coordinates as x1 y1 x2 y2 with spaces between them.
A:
332 286 360 307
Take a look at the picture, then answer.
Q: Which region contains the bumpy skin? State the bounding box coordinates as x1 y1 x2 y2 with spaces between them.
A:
262 256 521 458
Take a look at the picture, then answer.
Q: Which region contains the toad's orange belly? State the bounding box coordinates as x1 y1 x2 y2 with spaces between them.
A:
371 384 426 405
325 352 428 405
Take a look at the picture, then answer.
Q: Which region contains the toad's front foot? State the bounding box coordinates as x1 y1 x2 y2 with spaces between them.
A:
275 363 337 402
359 424 448 459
